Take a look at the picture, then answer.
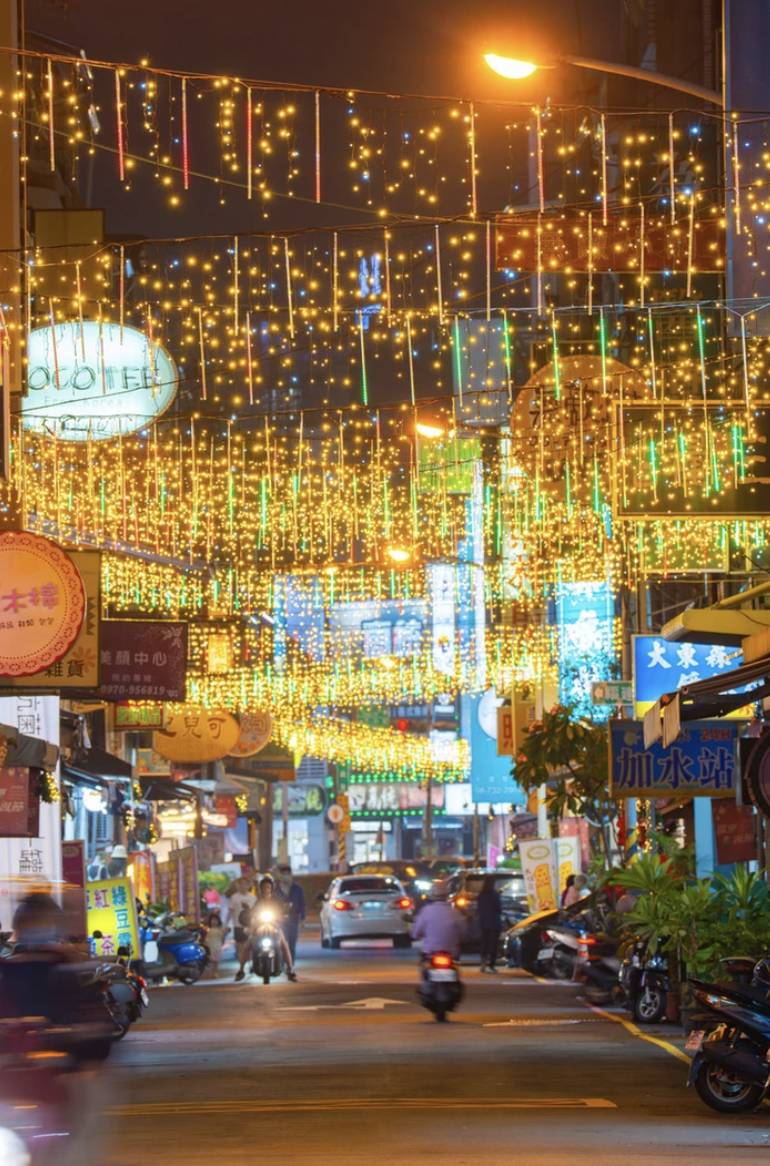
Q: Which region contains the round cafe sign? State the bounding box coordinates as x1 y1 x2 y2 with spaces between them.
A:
0 531 86 676
229 711 273 758
23 320 178 442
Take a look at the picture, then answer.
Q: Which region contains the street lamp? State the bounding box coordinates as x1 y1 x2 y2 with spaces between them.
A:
484 52 723 107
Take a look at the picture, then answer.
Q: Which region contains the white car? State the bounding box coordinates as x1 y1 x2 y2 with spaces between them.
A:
320 875 414 949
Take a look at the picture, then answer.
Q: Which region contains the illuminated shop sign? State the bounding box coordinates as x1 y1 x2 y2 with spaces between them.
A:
23 321 178 441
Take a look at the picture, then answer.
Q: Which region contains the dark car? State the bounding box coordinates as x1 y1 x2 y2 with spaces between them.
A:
350 861 433 907
445 868 530 949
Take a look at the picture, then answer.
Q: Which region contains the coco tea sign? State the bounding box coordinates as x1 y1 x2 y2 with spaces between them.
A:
23 321 178 441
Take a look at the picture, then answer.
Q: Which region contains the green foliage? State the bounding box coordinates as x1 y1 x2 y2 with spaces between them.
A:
512 703 618 862
618 860 770 984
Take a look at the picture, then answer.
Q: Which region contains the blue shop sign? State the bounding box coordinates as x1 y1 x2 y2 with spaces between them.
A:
633 636 750 704
609 719 741 798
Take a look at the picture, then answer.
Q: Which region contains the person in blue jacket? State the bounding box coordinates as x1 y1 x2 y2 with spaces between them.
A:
277 865 306 964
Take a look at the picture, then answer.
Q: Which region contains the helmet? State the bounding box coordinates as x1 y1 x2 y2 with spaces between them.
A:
428 880 448 901
111 845 128 859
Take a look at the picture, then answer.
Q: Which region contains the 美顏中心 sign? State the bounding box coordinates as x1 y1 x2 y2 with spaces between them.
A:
23 321 178 442
609 720 740 798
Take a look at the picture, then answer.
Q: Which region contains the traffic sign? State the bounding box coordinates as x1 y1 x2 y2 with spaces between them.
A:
591 681 633 706
327 804 345 825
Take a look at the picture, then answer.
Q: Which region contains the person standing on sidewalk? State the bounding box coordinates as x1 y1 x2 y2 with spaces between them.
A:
477 875 502 974
278 865 306 964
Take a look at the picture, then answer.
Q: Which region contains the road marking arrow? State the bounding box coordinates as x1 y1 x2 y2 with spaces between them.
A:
279 997 404 1012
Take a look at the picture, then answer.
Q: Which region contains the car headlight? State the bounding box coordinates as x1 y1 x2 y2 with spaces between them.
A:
415 880 432 892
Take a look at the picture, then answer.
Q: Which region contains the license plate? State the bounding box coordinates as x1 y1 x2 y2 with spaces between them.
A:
539 947 554 959
428 969 457 982
685 1030 704 1053
140 989 150 1007
364 901 384 910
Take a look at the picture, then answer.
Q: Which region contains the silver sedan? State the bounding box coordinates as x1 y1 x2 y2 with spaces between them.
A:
320 875 414 949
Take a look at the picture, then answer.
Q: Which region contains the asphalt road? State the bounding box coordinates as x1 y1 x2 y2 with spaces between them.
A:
97 940 770 1165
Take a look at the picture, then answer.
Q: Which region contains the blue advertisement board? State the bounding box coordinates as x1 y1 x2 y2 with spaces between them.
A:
633 636 748 704
467 693 523 804
556 582 617 720
609 719 741 798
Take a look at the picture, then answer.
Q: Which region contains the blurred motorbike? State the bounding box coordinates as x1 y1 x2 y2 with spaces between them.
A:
618 938 671 1024
417 952 464 1022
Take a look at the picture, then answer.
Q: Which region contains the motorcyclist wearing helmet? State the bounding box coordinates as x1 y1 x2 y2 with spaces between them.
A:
241 877 297 982
410 880 466 960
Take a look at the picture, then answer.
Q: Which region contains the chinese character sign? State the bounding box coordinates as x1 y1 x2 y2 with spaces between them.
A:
0 532 85 677
556 582 617 720
0 768 40 837
153 704 241 764
633 637 752 708
96 620 187 701
609 720 740 798
86 877 140 958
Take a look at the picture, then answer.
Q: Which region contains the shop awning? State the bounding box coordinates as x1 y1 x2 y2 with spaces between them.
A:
644 654 770 746
138 775 199 802
62 745 133 788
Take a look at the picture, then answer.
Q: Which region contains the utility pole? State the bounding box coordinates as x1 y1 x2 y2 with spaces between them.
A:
0 0 21 485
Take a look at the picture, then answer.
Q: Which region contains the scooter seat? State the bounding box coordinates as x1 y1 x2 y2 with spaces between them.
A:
158 932 195 946
713 980 770 1008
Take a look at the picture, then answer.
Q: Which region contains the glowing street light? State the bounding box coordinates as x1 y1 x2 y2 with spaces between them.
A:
415 421 446 439
484 54 538 80
484 51 722 106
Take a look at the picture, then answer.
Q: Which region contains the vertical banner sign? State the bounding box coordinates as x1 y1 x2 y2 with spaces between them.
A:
555 836 580 894
0 768 40 837
86 876 140 957
712 802 757 865
519 839 559 912
556 582 616 720
129 850 155 906
0 696 61 933
175 846 200 923
61 840 87 942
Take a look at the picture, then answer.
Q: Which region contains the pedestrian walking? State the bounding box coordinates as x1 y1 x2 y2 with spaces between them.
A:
563 873 587 908
477 875 502 973
278 864 306 964
205 911 229 979
225 876 256 982
561 874 576 908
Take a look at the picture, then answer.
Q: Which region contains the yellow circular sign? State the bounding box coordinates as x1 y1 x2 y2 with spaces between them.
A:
0 531 86 676
153 705 242 764
229 711 273 758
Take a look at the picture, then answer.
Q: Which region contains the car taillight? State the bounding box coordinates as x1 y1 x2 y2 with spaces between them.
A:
333 899 353 911
397 897 412 910
431 953 453 968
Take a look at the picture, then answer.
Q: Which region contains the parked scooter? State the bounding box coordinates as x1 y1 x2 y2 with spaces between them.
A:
250 905 284 984
575 932 622 1004
134 912 208 985
618 937 671 1024
102 959 148 1038
417 952 464 1022
687 967 770 1113
535 922 582 980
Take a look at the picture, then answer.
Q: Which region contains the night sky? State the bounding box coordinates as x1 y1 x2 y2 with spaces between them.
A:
25 0 622 236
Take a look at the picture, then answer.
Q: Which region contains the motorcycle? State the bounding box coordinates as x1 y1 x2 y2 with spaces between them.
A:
250 906 284 984
102 959 148 1039
618 937 671 1024
575 932 622 1004
687 971 770 1113
417 952 464 1022
535 922 581 981
133 913 208 985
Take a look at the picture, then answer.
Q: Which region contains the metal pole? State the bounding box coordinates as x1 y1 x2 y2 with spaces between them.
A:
560 54 723 105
